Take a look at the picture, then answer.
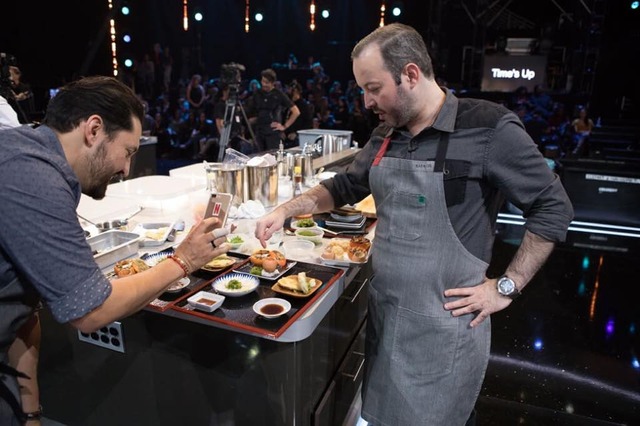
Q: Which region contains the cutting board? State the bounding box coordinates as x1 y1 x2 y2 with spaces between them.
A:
354 194 376 218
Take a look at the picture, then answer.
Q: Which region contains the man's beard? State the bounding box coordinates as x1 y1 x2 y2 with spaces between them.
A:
388 84 414 128
83 140 118 200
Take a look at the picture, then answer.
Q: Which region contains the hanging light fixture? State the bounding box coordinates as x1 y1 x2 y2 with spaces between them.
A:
245 0 250 32
183 0 189 31
379 1 386 27
310 0 316 31
107 0 118 76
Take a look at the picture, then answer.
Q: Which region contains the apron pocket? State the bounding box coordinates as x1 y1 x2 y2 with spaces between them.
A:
389 191 426 240
443 160 470 207
391 307 458 381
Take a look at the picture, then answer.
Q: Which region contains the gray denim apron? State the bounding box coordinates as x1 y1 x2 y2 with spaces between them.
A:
361 134 491 425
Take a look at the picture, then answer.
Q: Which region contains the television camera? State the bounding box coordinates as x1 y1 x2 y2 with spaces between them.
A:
216 62 256 161
220 62 245 98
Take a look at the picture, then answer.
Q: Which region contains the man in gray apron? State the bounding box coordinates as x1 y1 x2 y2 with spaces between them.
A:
255 23 573 425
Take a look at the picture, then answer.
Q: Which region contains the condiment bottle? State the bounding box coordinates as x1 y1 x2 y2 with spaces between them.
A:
292 165 303 198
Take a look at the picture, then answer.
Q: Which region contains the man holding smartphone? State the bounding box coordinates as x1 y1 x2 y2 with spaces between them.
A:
0 76 232 424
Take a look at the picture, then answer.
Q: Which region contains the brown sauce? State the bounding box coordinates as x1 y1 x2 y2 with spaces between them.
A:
261 303 284 315
197 298 215 306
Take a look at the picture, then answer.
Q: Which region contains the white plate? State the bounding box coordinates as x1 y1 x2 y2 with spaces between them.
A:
188 291 225 312
142 251 172 267
290 219 318 230
233 261 297 282
253 297 291 319
165 277 190 293
133 222 175 247
320 251 370 266
212 273 260 297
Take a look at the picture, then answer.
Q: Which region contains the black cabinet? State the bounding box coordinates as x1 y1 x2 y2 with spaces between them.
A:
39 263 370 426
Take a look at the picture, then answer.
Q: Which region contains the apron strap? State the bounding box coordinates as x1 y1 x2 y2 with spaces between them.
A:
0 362 29 424
372 136 392 166
434 132 450 173
373 132 450 171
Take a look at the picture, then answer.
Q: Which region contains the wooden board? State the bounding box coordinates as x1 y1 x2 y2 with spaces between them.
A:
354 194 376 218
271 278 323 298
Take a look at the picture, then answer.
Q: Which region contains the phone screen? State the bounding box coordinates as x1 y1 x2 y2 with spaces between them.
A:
204 193 233 228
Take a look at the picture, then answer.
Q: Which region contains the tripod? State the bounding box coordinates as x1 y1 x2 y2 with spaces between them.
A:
217 90 256 162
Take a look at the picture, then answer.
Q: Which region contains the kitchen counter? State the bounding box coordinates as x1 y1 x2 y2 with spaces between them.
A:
39 161 372 425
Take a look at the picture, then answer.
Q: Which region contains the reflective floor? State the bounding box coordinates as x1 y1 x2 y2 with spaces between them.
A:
477 218 639 425
347 217 640 426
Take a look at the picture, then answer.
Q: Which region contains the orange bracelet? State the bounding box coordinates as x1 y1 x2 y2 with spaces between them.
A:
168 255 190 278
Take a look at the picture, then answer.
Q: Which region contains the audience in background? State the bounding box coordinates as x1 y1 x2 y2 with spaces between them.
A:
117 44 596 163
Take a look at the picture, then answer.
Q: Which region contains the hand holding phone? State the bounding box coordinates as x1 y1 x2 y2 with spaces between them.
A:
204 193 233 229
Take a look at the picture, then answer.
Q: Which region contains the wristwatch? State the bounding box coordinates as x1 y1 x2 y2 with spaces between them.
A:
496 276 520 299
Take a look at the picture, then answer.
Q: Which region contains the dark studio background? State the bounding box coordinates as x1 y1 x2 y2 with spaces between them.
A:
1 0 639 119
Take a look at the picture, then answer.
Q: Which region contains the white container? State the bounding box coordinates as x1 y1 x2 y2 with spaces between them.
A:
77 194 141 224
106 176 204 214
187 291 225 313
282 239 315 259
168 162 208 187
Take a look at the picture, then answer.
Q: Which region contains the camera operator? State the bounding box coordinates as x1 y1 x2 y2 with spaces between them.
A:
8 66 34 123
245 68 300 152
0 94 20 130
284 80 314 149
0 54 22 129
1 53 34 125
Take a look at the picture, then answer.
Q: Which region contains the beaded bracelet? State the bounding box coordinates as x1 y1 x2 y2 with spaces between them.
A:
168 254 190 278
25 405 43 421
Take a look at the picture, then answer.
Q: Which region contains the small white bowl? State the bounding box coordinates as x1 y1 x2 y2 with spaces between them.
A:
290 219 318 230
294 227 324 244
283 239 315 259
226 234 245 250
253 297 291 319
188 291 225 313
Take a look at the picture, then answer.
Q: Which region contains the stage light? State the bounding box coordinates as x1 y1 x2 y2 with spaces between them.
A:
392 6 401 16
194 11 203 22
631 1 639 10
254 12 263 22
124 58 134 68
533 338 543 351
121 5 130 16
321 9 330 19
122 34 131 43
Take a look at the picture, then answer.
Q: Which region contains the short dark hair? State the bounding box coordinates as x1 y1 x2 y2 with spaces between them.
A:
261 68 277 83
42 75 144 139
351 23 434 84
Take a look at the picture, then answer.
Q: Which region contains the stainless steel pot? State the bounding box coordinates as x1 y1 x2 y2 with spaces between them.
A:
206 163 247 206
247 164 278 207
313 134 351 155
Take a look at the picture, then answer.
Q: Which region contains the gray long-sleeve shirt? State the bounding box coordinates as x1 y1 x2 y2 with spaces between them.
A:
322 88 574 263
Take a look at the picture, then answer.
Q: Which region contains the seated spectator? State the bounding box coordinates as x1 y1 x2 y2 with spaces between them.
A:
570 107 594 157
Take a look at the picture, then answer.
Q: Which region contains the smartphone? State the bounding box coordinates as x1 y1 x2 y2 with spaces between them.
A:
204 192 233 229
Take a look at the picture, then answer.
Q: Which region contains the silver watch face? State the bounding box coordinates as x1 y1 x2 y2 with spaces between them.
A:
498 277 516 295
